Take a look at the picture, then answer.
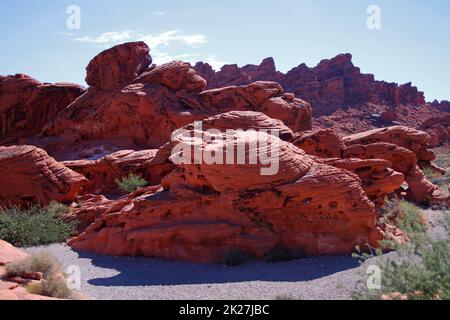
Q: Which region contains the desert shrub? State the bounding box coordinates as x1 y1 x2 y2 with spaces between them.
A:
223 250 251 267
7 251 73 299
381 198 427 235
0 203 76 247
116 173 148 193
6 251 63 278
423 167 438 180
27 274 73 299
264 246 305 263
355 213 450 300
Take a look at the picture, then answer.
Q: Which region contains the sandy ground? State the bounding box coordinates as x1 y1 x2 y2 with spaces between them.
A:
23 210 447 300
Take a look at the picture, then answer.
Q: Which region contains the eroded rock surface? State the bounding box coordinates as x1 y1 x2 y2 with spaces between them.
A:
0 145 87 207
69 130 382 263
0 74 85 145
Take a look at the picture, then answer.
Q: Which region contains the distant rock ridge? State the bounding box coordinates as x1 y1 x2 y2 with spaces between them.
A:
194 53 427 116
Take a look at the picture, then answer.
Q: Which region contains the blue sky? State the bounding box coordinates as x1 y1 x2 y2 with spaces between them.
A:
0 0 449 101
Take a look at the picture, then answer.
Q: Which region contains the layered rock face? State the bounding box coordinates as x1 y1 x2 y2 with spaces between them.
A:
293 126 446 205
195 54 449 145
195 54 426 117
0 74 85 144
63 149 174 194
38 45 311 160
0 145 87 207
69 130 382 263
420 115 450 148
343 127 444 204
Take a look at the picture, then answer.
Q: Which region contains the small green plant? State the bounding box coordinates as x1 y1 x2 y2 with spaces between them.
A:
116 173 148 193
380 198 427 235
6 251 63 278
423 167 438 180
0 203 76 247
223 250 251 267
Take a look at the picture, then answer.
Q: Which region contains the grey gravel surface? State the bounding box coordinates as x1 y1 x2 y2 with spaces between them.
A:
23 244 367 300
23 209 447 300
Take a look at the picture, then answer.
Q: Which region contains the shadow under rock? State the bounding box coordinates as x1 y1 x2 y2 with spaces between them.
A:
76 251 359 287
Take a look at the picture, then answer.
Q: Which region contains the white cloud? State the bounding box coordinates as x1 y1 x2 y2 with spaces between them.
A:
152 52 197 65
154 11 166 16
138 30 207 49
67 29 226 70
72 30 207 48
75 31 134 44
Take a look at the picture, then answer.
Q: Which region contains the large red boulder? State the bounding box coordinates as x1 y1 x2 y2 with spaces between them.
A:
0 74 85 144
69 129 381 263
86 41 152 90
38 48 311 160
0 146 87 207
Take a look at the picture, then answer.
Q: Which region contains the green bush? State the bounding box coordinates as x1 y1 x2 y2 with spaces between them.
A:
355 213 450 300
380 198 427 235
0 203 76 247
116 173 148 193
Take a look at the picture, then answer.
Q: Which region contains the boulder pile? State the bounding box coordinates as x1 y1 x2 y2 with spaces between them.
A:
0 41 448 264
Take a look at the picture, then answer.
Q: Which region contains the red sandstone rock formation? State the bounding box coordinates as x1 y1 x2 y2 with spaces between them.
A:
86 41 152 90
69 130 382 263
195 57 281 89
195 54 450 146
63 149 175 194
420 115 450 147
195 53 426 117
321 158 404 208
343 127 446 204
37 44 311 160
293 129 345 158
0 74 85 145
0 145 87 207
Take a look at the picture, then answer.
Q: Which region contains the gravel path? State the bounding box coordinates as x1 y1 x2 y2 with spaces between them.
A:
23 244 367 300
23 210 448 300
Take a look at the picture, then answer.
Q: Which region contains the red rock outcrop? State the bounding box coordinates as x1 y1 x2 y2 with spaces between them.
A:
0 145 87 207
69 129 382 263
293 129 345 158
343 141 442 204
86 41 152 90
420 115 450 147
63 149 175 194
320 158 404 208
195 53 426 117
36 45 311 160
344 126 435 166
0 74 85 145
195 57 282 89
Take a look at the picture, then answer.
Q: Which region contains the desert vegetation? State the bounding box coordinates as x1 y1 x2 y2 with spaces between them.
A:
0 202 76 247
354 199 450 300
116 173 149 193
6 251 73 299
